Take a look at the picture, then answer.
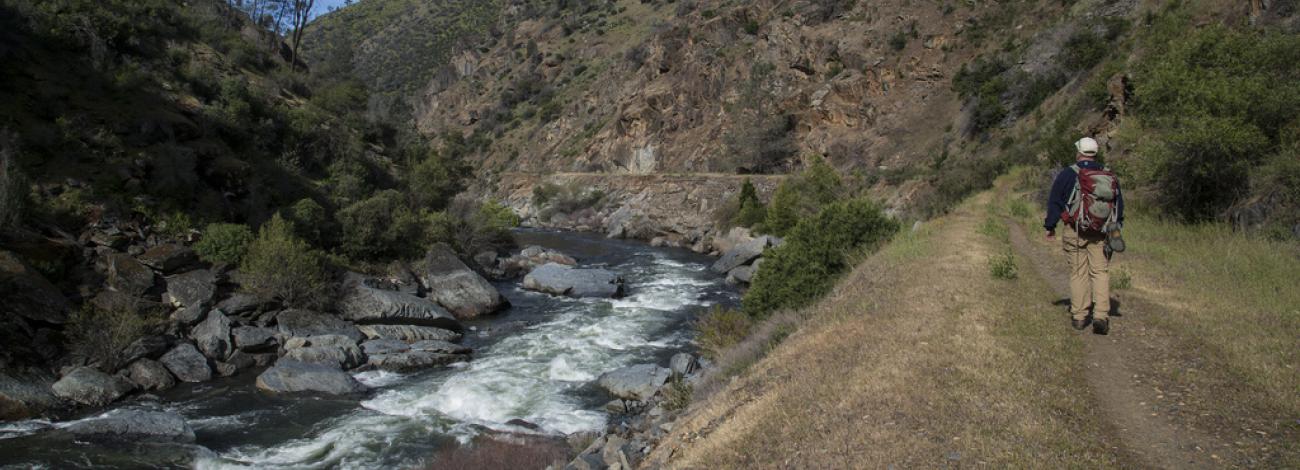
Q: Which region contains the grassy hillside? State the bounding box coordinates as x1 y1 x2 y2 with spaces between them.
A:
651 174 1299 467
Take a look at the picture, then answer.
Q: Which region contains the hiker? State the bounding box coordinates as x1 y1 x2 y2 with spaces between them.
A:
1044 137 1124 335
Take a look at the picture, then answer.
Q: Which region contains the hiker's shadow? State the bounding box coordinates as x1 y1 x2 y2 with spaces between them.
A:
1052 298 1123 317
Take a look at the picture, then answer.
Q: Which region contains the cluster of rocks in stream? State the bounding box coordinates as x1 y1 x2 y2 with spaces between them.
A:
709 227 781 287
560 352 706 470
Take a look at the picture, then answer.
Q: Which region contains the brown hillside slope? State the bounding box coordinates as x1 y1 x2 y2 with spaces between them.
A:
645 177 1299 468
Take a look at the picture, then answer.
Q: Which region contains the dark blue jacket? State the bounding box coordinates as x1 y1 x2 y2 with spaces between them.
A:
1044 160 1124 232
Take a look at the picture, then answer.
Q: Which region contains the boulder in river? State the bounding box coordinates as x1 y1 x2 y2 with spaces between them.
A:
366 350 464 372
125 359 176 391
51 367 135 407
255 359 368 395
360 339 409 356
669 353 698 377
276 309 365 343
596 364 672 401
409 339 470 355
726 261 760 285
215 292 262 316
710 236 776 274
339 278 462 330
190 309 232 360
64 410 195 444
415 244 506 319
119 335 173 365
0 372 61 420
0 250 70 325
164 269 217 308
158 343 211 383
283 335 366 370
356 324 461 343
231 326 277 352
522 263 625 298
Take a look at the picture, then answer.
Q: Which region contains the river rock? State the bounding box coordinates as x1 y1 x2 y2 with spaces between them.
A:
106 253 156 297
416 244 506 319
409 339 470 354
159 343 211 383
710 236 775 274
164 269 217 308
669 352 698 377
597 364 671 401
0 372 61 420
216 292 262 316
231 326 277 352
726 261 759 285
51 367 135 406
360 339 409 356
190 309 232 360
522 263 625 298
606 206 656 240
125 359 177 391
137 244 197 273
284 346 364 370
120 335 173 365
64 410 195 444
366 351 463 372
275 309 365 343
339 279 462 330
255 359 367 395
0 250 71 325
171 305 206 327
356 324 461 343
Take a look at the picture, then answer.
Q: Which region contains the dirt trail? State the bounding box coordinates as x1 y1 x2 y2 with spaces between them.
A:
1006 220 1223 469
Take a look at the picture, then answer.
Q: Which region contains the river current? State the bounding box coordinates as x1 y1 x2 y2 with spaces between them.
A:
0 230 737 469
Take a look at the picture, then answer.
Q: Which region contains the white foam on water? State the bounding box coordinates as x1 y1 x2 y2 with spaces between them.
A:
0 420 53 440
205 250 725 468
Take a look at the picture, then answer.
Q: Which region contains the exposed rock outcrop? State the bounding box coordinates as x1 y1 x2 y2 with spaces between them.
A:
125 359 177 391
276 309 365 343
190 309 233 360
51 367 134 407
164 269 217 308
339 279 462 330
597 364 672 402
64 410 195 444
415 244 506 319
0 372 61 420
158 343 211 383
356 324 461 343
136 244 197 273
255 359 368 395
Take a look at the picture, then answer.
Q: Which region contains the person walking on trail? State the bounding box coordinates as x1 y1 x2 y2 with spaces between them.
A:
1044 137 1124 335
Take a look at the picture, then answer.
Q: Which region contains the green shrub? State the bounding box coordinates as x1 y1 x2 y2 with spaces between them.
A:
745 198 899 317
337 190 428 260
448 199 519 256
286 198 329 245
535 182 605 218
1062 29 1107 71
1008 198 1032 218
661 379 693 411
194 223 254 265
239 214 331 309
409 153 465 210
1110 268 1132 290
695 306 754 359
732 178 767 228
65 304 162 371
1128 20 1300 222
762 157 843 236
889 30 908 50
988 248 1018 280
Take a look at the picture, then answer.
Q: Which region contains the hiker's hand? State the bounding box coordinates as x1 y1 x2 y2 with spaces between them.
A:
1045 230 1055 240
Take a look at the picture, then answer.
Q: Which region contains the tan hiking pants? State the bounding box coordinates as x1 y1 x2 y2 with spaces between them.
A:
1062 229 1110 321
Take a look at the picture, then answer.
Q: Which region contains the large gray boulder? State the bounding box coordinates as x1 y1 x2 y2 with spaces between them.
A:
0 250 70 325
0 372 61 420
283 335 366 370
366 351 464 372
416 244 506 319
360 339 409 356
216 292 262 316
137 244 197 273
125 359 176 391
51 367 135 406
158 343 211 383
276 309 365 343
119 335 173 365
710 236 775 274
231 326 277 352
106 253 156 297
606 206 657 240
190 309 232 360
255 359 367 395
164 269 217 308
64 410 195 444
597 364 672 401
356 324 461 343
339 279 462 330
522 263 625 298
409 339 470 354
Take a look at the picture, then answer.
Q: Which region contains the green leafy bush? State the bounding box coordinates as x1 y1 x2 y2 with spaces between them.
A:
745 198 899 317
337 190 428 260
194 223 254 265
1127 19 1300 221
239 214 332 309
285 198 329 245
763 157 843 236
447 199 519 256
732 178 767 228
409 152 466 210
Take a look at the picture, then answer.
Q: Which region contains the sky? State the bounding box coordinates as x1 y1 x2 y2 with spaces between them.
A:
312 0 352 19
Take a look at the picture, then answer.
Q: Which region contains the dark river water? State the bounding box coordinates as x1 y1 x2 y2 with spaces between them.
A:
0 229 738 469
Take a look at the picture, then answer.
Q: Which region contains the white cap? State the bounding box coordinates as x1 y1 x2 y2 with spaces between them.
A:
1075 137 1099 156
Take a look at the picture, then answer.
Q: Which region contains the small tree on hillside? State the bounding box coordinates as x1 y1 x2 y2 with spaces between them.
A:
732 178 766 228
239 214 332 308
763 157 843 236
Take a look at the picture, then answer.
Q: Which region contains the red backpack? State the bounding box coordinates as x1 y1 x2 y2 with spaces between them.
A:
1061 164 1119 234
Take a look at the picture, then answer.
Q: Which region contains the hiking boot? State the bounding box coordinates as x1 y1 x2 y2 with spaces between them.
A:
1093 318 1110 335
1072 318 1087 330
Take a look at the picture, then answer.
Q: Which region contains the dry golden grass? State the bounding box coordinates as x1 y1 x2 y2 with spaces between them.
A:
649 192 1119 468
